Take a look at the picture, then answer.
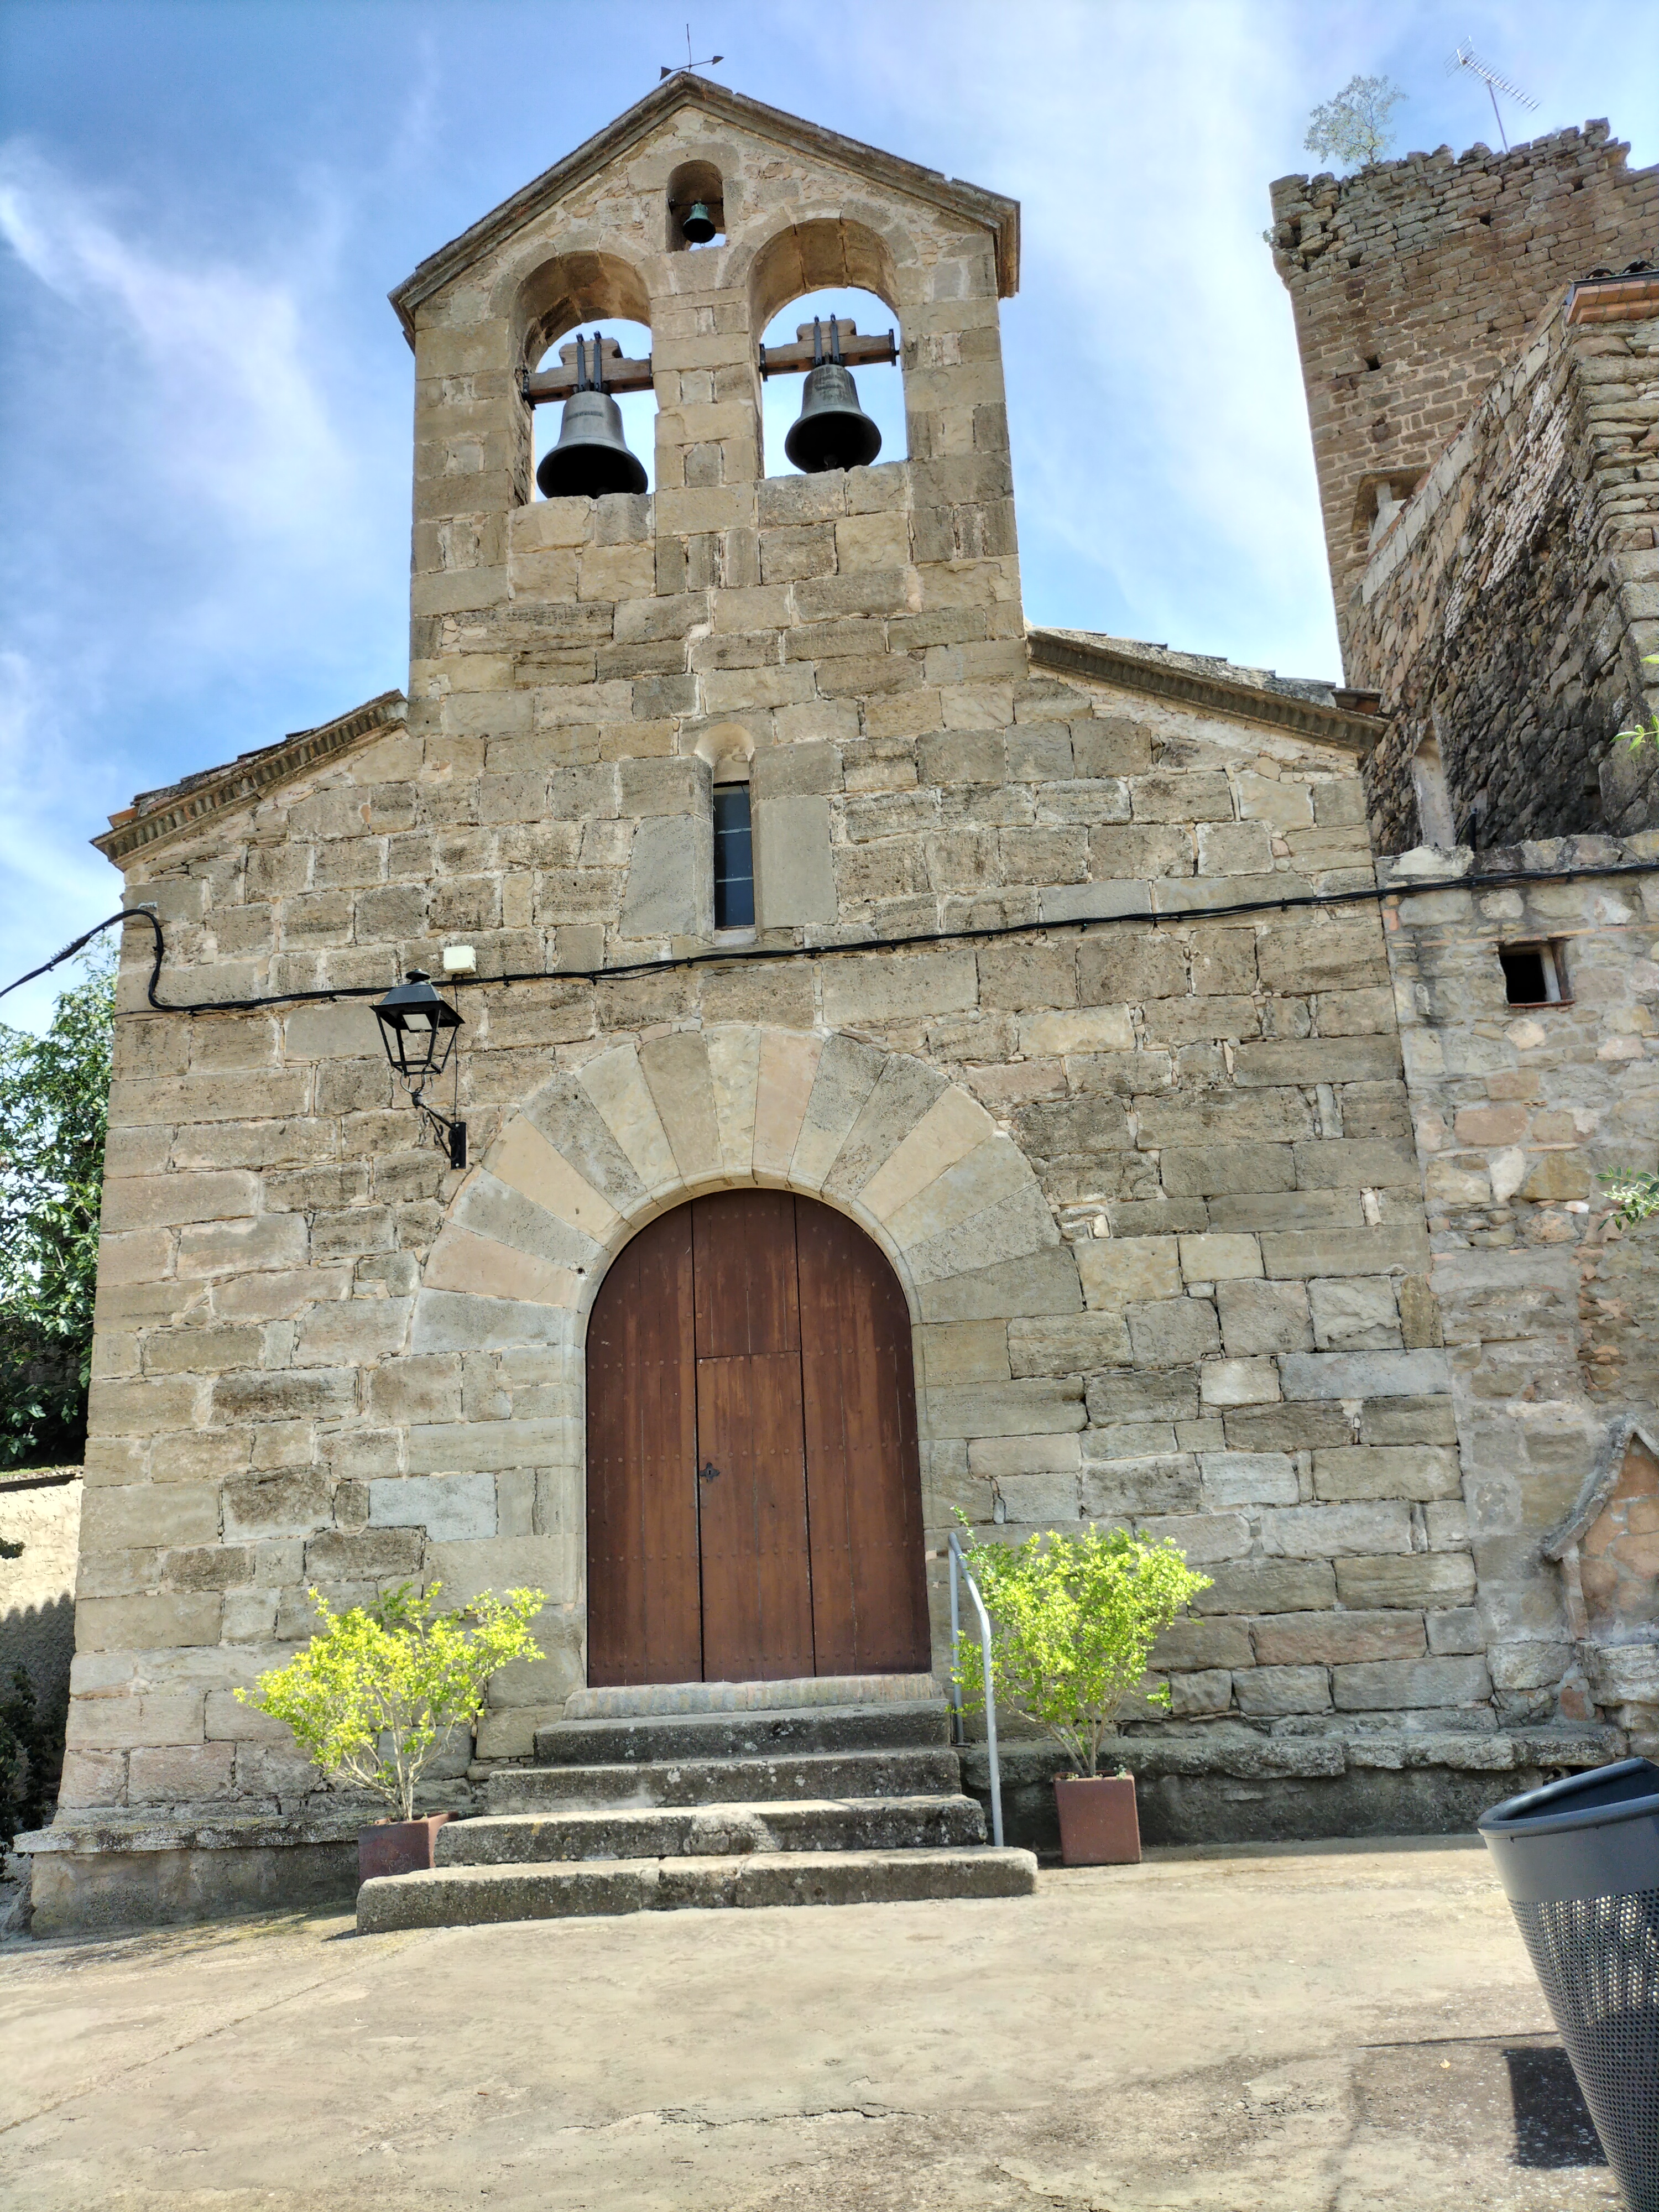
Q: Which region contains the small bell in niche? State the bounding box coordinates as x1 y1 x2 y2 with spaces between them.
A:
536 333 648 500
680 200 717 244
784 316 882 475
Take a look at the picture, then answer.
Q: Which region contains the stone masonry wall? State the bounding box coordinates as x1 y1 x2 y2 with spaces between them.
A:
1270 122 1659 656
1348 300 1659 854
1380 836 1659 1738
53 90 1503 1866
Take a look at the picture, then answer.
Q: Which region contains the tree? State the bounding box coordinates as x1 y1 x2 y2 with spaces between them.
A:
952 1521 1211 1778
239 1583 547 1822
0 951 115 1468
1305 75 1406 170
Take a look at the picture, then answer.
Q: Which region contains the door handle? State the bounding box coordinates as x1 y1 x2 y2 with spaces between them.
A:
698 1460 721 1484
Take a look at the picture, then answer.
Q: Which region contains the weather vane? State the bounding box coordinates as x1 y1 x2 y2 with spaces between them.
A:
1448 39 1538 154
661 24 723 80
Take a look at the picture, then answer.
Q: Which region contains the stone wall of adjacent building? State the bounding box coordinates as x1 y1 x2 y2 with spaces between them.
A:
1269 121 1659 654
1379 836 1659 1750
1347 295 1659 854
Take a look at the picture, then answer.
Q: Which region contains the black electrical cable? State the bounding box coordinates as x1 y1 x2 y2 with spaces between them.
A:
0 905 164 1008
4 860 1658 1020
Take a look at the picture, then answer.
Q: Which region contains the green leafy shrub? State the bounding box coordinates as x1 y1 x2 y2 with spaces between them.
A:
238 1583 545 1822
1601 1170 1659 1228
0 1664 55 1848
954 1521 1211 1777
1618 654 1659 751
0 952 114 1469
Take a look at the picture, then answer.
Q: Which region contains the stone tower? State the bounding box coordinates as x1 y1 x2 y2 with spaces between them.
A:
1269 122 1659 656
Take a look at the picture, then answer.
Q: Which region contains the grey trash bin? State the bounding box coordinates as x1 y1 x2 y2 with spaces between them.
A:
1479 1757 1659 2210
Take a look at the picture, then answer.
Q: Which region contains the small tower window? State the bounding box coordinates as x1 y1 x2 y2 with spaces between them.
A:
1500 941 1569 1006
713 786 754 929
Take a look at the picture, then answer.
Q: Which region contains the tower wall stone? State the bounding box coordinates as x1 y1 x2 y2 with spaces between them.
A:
1270 122 1659 658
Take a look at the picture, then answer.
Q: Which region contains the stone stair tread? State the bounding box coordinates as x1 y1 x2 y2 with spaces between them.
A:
358 1846 1038 1932
488 1746 962 1813
564 1674 940 1719
535 1699 952 1765
439 1793 985 1865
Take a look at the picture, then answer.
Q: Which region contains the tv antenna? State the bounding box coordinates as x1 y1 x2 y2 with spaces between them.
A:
1448 39 1538 153
661 24 723 80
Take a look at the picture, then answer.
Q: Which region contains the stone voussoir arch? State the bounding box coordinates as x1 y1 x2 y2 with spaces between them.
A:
410 1022 1080 1489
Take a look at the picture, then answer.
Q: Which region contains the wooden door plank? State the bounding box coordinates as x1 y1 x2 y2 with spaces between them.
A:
693 1193 815 1679
797 1201 931 1674
586 1209 701 1686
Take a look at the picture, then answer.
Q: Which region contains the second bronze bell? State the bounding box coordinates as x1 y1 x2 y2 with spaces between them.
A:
783 319 882 475
536 335 649 501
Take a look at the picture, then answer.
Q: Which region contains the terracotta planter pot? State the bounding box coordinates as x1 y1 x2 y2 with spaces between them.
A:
358 1813 451 1884
1053 1773 1141 1866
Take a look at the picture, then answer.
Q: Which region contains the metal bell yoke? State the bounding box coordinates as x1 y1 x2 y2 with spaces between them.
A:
784 316 883 476
536 333 649 501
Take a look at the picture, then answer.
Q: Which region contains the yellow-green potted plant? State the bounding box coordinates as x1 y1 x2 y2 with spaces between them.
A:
239 1582 545 1882
954 1521 1209 1865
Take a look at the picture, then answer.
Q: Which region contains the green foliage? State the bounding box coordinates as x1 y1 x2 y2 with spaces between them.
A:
1601 1170 1659 1227
1618 654 1659 750
1305 74 1406 170
238 1583 545 1822
0 1664 56 1848
0 952 115 1468
953 1521 1211 1778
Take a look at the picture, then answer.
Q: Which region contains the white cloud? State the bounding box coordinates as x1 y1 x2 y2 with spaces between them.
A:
0 139 354 541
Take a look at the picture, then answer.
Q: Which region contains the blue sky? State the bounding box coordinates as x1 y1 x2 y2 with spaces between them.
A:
2 0 1655 1030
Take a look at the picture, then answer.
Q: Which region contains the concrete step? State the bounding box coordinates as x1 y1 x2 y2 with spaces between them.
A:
565 1674 940 1720
437 1793 985 1867
487 1746 962 1814
534 1699 952 1766
357 1846 1039 1932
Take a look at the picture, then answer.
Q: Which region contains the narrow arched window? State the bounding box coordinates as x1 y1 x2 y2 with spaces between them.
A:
713 784 754 929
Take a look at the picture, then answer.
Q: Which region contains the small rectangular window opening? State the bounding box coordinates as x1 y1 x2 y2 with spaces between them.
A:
713 785 754 930
1500 941 1569 1006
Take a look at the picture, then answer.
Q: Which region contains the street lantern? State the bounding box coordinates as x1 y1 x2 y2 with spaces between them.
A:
373 969 467 1167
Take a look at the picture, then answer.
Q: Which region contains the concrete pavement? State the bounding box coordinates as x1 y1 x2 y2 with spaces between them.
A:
0 1837 1617 2210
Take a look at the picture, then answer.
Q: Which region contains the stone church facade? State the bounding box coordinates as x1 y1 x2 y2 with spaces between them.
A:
22 82 1658 1924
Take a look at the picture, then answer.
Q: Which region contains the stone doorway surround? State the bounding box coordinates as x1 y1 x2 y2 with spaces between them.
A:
410 1020 1079 1745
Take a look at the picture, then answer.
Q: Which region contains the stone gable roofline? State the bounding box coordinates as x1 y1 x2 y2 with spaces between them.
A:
388 76 1020 345
94 692 406 869
1027 629 1385 753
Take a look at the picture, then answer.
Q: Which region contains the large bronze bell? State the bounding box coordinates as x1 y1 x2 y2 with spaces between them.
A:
536 334 648 500
680 200 717 244
784 317 882 474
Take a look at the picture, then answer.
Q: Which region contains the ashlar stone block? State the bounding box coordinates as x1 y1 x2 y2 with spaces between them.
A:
1077 1237 1180 1311
1308 1276 1403 1352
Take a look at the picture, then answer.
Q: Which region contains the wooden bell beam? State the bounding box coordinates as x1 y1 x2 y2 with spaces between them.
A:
523 353 655 405
759 320 898 380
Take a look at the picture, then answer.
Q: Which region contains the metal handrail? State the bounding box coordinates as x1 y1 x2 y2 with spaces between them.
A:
943 1530 1004 1848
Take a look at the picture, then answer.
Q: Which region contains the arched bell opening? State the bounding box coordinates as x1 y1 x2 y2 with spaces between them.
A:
746 219 907 482
584 1189 932 1688
666 159 727 252
758 288 905 479
511 251 654 504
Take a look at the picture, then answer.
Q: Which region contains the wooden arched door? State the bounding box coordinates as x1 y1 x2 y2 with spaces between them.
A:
585 1191 931 1686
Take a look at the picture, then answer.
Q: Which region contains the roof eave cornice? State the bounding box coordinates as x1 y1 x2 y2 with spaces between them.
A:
1027 630 1385 754
388 77 1020 347
93 692 408 870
